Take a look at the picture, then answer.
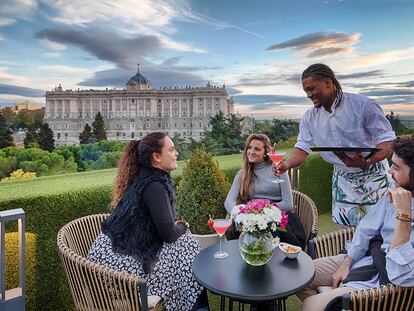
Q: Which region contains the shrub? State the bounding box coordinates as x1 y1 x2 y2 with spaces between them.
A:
176 147 230 234
2 169 36 181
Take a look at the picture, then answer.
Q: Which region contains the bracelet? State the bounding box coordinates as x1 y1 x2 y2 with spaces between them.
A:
395 212 412 222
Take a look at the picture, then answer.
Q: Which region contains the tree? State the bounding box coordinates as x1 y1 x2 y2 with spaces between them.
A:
203 112 245 154
92 112 107 141
386 111 408 135
176 147 230 234
38 123 55 152
267 118 299 144
23 127 39 148
0 108 15 128
79 124 94 144
0 114 14 148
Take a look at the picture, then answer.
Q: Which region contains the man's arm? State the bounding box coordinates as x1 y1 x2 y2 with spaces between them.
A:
275 147 308 175
386 187 414 286
389 187 412 250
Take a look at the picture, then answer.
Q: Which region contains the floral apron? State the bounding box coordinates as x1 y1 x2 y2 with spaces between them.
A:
332 159 391 226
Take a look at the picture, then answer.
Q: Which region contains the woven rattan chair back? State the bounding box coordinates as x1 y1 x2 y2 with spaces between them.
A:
57 214 158 311
311 227 355 259
343 280 414 310
291 190 319 247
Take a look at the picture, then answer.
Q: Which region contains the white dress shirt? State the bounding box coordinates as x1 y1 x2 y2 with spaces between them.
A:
295 92 395 172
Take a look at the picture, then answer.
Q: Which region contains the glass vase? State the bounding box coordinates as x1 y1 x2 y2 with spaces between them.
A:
238 231 275 266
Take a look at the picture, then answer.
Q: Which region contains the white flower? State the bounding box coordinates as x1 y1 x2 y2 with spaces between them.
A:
231 201 284 234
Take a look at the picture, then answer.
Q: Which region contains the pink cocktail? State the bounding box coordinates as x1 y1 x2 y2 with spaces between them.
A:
213 221 230 236
213 219 231 259
267 151 286 183
268 153 284 164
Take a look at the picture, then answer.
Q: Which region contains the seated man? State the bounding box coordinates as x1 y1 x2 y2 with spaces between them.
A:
298 136 414 311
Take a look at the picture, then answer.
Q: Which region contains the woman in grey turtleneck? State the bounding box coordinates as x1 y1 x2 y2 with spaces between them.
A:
224 134 306 250
224 133 293 214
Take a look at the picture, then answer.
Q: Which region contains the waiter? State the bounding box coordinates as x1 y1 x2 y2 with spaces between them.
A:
276 63 395 227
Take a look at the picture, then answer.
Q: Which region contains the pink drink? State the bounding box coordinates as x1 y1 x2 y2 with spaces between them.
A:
213 220 230 236
268 153 284 164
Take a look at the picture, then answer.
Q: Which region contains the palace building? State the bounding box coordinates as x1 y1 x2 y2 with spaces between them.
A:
44 66 238 146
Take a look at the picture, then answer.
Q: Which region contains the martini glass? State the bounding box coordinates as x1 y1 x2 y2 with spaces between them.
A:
267 151 286 183
213 219 231 259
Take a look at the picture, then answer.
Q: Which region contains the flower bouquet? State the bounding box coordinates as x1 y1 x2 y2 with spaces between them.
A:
231 199 288 266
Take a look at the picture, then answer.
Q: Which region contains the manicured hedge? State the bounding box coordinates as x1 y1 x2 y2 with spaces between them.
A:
5 233 37 307
299 152 334 215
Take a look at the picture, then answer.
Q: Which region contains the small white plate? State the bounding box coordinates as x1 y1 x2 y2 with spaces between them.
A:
279 242 301 259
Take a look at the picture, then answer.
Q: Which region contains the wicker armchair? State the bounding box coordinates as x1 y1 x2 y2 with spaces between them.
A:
291 190 319 251
57 214 163 311
308 228 414 310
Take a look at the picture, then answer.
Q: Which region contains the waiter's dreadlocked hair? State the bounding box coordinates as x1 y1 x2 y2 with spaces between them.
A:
302 64 343 99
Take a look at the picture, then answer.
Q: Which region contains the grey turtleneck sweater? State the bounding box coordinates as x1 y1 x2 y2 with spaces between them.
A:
224 161 293 214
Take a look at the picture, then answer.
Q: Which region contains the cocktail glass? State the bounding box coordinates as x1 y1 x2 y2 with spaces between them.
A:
213 219 231 259
267 151 286 183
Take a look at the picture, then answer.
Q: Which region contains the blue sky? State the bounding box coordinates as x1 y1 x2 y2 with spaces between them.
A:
1 0 414 119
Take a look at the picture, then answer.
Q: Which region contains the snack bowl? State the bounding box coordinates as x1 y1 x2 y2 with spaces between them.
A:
279 242 301 259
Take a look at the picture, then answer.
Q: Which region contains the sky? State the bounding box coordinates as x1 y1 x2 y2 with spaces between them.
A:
1 0 414 119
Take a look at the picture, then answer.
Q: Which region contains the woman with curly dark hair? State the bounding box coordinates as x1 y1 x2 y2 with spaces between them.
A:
88 132 208 311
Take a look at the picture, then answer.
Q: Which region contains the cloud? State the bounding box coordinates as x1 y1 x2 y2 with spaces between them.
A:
44 52 61 58
226 87 242 96
265 31 360 54
360 88 414 97
403 81 414 87
39 38 66 51
78 64 209 89
233 72 301 87
308 47 353 58
41 0 262 42
159 56 221 72
337 47 414 69
234 94 307 110
0 0 37 21
337 70 384 80
0 83 44 97
0 17 15 26
0 34 4 41
41 0 175 29
35 27 162 70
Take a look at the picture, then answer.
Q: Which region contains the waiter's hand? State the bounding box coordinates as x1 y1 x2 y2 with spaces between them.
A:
273 161 289 175
333 151 367 169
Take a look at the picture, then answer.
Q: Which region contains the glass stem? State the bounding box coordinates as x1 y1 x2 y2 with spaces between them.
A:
219 235 222 252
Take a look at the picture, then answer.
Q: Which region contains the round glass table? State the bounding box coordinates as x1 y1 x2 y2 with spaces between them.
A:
192 240 315 310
